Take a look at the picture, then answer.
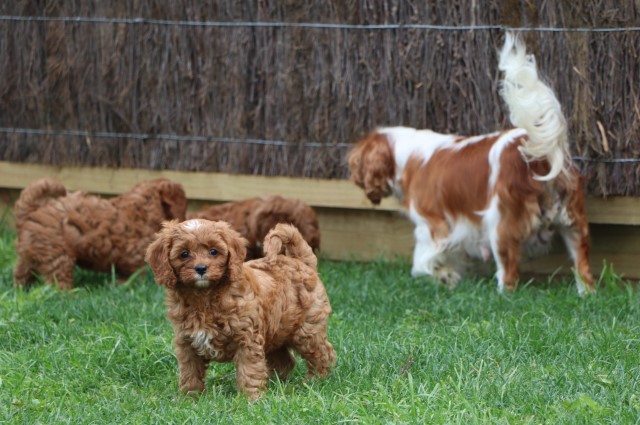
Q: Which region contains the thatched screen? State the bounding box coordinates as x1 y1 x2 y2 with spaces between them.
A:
0 1 638 196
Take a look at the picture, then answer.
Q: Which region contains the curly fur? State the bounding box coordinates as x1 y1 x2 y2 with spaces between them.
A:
13 177 187 289
188 195 320 259
145 219 335 399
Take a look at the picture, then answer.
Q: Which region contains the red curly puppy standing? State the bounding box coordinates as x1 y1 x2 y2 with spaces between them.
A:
145 219 335 399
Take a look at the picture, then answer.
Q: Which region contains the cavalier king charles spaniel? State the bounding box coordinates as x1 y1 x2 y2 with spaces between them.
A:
348 33 594 294
145 219 335 399
188 195 320 259
13 178 187 289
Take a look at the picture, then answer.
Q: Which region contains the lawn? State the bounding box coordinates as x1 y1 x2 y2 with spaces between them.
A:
1 225 639 424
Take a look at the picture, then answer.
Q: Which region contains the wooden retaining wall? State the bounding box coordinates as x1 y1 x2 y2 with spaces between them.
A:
1 161 638 280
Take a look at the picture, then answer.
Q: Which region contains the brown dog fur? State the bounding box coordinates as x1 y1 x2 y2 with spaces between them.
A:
188 195 320 259
145 219 335 399
13 177 187 289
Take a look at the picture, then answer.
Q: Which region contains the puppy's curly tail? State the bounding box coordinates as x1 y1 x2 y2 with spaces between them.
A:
499 32 570 181
263 223 317 270
14 178 67 224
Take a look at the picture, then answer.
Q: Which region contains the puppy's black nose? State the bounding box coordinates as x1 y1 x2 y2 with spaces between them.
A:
194 264 207 275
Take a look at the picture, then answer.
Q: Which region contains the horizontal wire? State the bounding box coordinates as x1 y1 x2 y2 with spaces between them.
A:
0 15 639 32
0 127 352 149
572 156 640 164
1 127 638 163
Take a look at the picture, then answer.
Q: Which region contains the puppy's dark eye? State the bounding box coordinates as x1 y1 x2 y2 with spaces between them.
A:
180 251 189 259
209 248 218 256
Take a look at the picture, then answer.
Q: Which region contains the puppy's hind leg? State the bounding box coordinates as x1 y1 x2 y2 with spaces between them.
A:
41 254 76 290
16 249 76 289
266 346 296 381
291 317 336 379
13 255 35 287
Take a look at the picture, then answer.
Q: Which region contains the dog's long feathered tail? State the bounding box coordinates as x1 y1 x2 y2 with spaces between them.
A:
499 32 569 181
263 223 317 270
14 178 67 225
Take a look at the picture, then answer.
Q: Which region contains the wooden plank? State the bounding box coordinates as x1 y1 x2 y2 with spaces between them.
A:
519 224 640 280
0 161 400 211
585 196 640 225
2 161 640 225
315 207 414 260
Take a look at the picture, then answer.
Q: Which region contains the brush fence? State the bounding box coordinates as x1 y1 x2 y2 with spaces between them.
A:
1 1 639 197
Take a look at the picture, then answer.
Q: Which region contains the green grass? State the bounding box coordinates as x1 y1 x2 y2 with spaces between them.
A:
1 226 639 424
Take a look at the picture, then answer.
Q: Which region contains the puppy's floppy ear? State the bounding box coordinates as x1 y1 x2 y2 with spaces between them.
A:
145 221 178 289
157 180 188 221
218 222 248 282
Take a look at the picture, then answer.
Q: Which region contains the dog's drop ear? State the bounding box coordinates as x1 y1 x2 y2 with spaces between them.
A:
347 144 365 188
221 224 248 282
348 134 394 203
157 180 187 221
145 222 178 289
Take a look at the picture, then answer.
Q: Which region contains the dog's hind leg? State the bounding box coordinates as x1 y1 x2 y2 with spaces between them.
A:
556 179 595 295
266 346 296 380
13 256 35 287
291 318 336 379
559 225 593 295
485 197 527 292
40 254 76 290
489 228 522 292
411 219 460 288
16 249 76 290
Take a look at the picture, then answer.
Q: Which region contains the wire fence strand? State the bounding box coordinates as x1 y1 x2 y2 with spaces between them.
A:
1 127 637 163
0 127 353 149
1 15 640 32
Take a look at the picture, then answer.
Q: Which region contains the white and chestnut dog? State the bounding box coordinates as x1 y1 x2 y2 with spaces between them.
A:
145 219 335 399
348 33 594 294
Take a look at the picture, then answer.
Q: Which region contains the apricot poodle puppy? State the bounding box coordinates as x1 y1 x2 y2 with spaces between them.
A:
145 219 335 399
13 177 187 289
188 195 320 259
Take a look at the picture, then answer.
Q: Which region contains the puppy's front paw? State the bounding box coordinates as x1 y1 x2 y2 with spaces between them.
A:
245 389 263 402
182 389 204 399
179 381 205 397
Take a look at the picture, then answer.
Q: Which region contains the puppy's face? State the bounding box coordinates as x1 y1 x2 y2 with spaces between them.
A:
170 220 233 288
145 219 247 289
